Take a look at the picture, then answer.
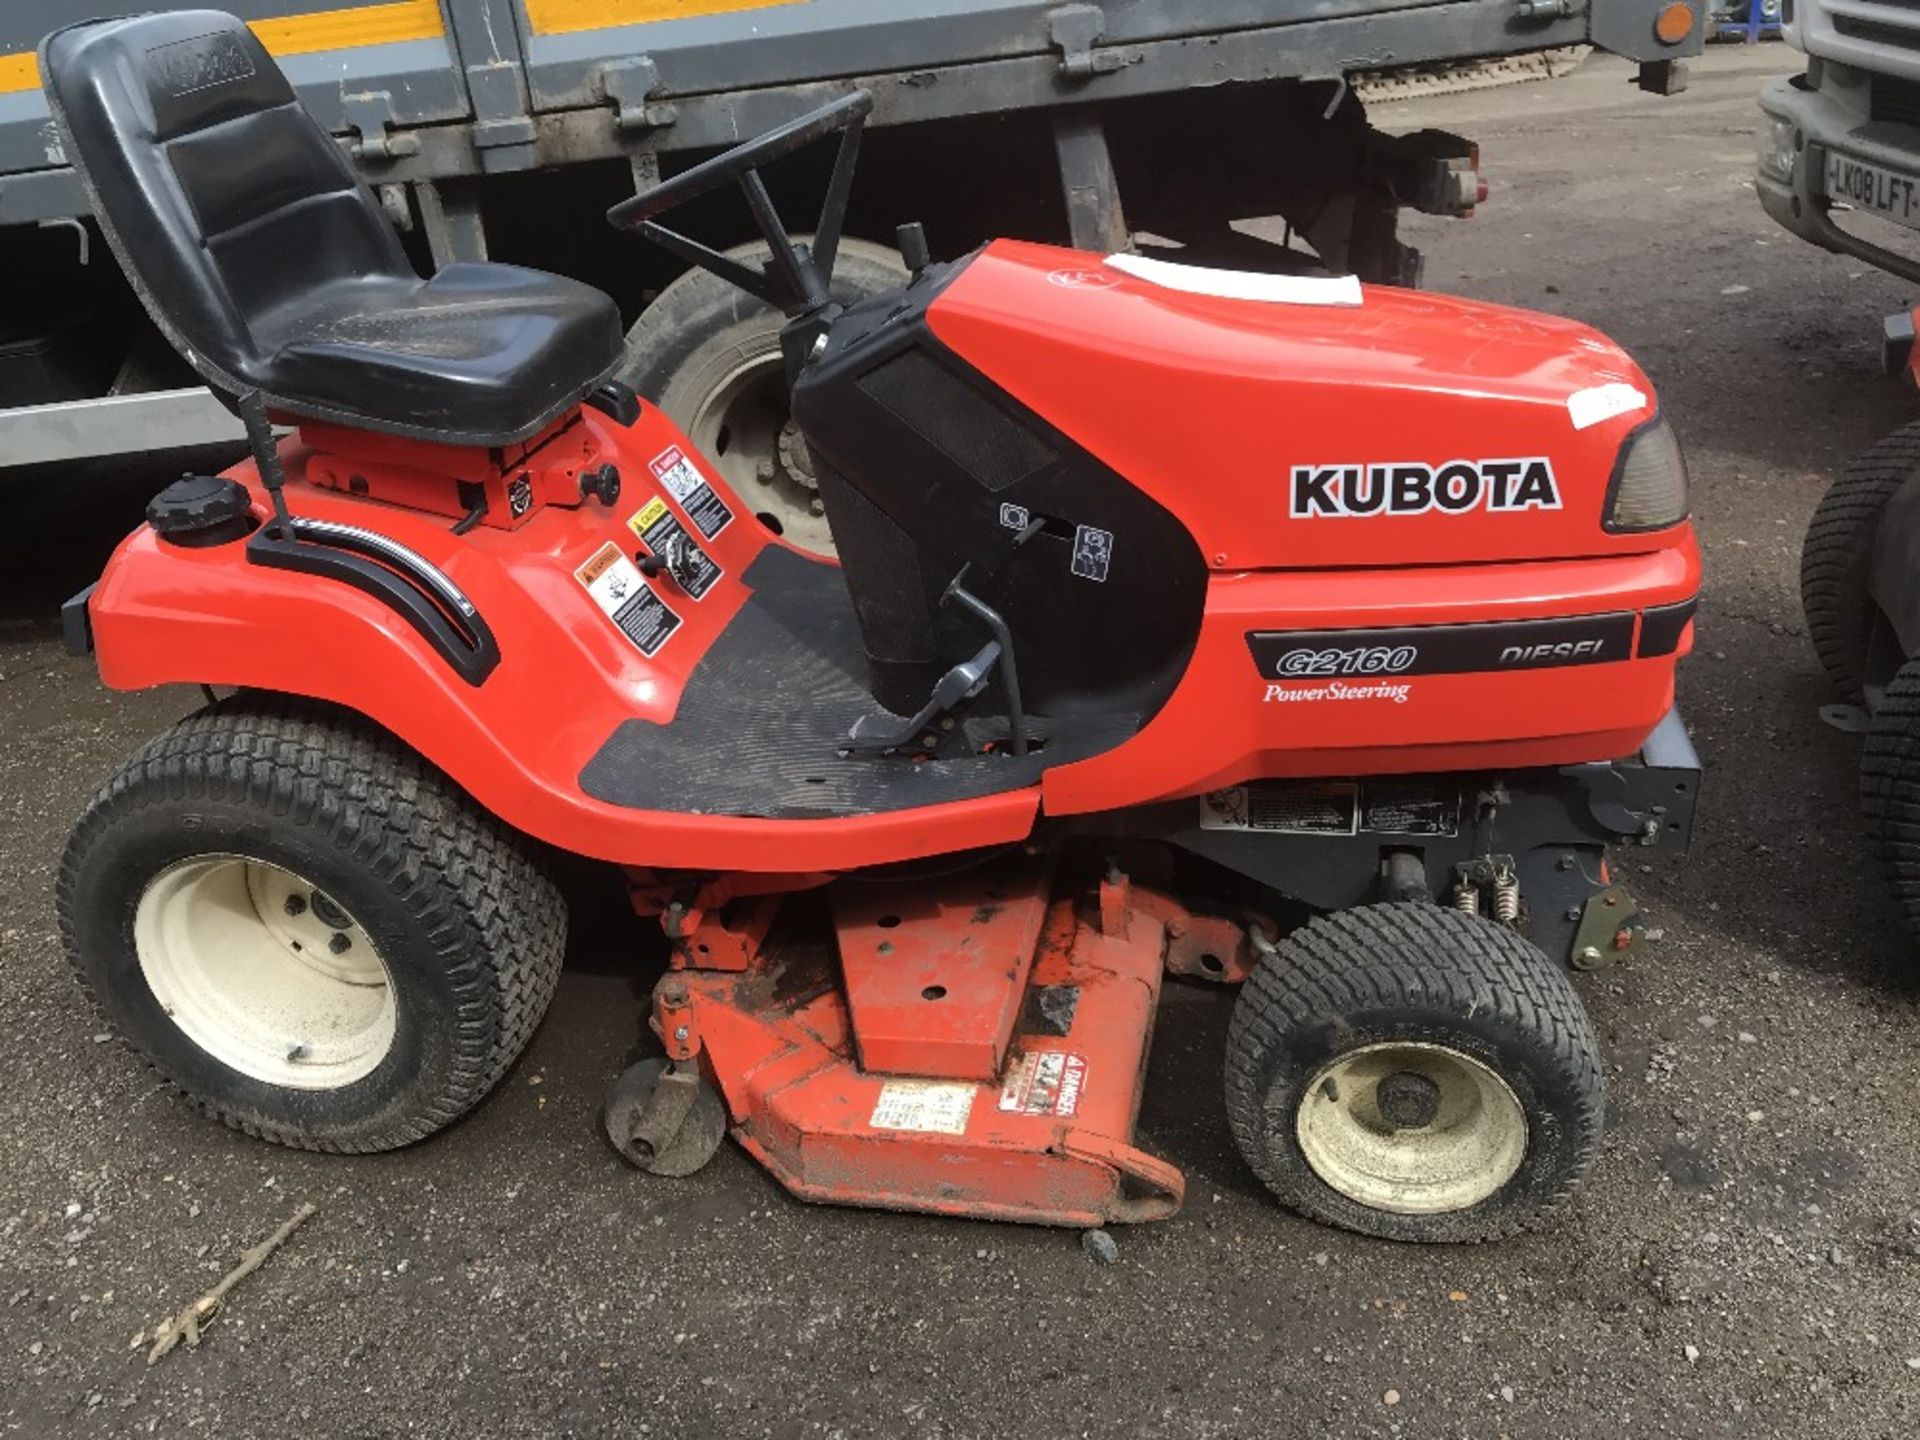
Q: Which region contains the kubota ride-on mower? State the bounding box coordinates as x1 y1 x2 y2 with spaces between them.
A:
49 11 1700 1243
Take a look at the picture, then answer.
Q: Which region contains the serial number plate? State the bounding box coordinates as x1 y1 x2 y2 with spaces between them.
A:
1826 151 1920 232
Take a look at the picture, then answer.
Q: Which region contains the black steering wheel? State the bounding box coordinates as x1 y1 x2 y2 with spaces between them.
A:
606 90 873 315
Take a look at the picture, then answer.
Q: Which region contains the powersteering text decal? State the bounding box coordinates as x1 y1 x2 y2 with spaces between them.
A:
1248 613 1636 688
1289 458 1560 518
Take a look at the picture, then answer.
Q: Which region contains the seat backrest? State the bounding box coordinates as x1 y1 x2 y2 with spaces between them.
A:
40 10 412 397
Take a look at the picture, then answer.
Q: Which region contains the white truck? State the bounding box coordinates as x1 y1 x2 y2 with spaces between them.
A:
1758 0 1920 285
3 1 1705 545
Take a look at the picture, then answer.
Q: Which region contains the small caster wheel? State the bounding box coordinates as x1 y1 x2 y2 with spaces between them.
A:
602 1057 727 1178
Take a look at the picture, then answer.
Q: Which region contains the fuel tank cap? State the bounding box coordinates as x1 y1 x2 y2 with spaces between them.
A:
147 474 256 545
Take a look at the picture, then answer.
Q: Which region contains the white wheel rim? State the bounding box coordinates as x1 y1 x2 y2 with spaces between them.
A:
1294 1042 1528 1214
134 856 397 1090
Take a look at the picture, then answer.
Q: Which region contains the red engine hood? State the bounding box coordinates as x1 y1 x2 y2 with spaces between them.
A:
927 240 1681 570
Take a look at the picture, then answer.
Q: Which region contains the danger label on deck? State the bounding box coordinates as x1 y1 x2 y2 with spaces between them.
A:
574 541 681 657
649 445 734 540
868 1079 977 1135
627 498 722 599
997 1051 1087 1118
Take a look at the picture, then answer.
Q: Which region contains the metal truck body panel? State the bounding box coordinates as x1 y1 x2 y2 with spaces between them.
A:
0 0 1704 469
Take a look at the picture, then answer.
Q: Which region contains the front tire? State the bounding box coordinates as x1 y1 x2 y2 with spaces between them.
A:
1223 904 1605 1242
57 699 566 1152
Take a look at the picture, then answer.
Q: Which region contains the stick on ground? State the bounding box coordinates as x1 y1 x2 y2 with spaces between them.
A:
143 1202 318 1365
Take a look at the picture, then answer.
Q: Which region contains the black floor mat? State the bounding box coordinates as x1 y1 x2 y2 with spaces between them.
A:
577 547 1133 820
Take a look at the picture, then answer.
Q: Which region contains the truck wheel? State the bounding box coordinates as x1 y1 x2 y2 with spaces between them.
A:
1860 657 1920 937
1223 903 1605 1242
56 700 566 1153
1801 421 1920 703
620 237 907 557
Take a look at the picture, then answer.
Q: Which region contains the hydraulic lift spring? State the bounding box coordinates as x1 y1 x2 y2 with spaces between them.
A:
1452 856 1521 927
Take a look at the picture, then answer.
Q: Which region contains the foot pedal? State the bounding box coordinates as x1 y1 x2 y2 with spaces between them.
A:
844 639 1000 755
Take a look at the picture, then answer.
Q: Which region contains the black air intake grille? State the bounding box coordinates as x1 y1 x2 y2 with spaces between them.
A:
856 347 1057 493
1838 15 1920 53
1873 73 1920 127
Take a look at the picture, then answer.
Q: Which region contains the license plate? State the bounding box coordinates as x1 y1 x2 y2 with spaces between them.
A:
1826 151 1920 231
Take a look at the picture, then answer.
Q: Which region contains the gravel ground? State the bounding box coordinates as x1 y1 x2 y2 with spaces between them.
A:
5 43 1920 1440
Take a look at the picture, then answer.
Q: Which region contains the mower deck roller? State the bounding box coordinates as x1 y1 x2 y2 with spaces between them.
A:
50 12 1700 1243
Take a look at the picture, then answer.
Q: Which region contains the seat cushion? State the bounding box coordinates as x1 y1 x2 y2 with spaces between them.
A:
44 13 627 447
257 263 626 445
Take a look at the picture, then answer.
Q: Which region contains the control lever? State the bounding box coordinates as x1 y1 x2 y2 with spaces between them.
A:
897 221 931 278
637 532 702 591
944 573 1029 758
844 640 1002 756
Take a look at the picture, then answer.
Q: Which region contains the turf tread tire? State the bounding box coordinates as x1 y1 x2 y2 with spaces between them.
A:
1223 903 1604 1243
57 697 566 1153
1801 421 1920 703
1860 658 1920 942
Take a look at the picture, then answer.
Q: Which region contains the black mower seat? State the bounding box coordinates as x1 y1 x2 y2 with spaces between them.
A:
580 548 1139 820
41 11 623 447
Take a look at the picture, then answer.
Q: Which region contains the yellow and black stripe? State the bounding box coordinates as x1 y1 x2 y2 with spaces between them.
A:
523 1 805 36
0 0 813 97
0 0 447 96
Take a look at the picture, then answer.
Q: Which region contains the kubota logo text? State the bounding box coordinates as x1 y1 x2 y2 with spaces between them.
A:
1290 458 1561 519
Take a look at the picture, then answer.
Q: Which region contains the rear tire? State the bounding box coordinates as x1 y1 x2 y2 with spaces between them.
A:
1801 421 1920 703
57 699 566 1152
621 237 907 557
1223 903 1605 1242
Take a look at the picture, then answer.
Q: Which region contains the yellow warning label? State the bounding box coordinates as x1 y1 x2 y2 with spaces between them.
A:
628 498 670 538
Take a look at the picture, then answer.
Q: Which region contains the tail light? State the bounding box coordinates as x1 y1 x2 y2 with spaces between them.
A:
1604 415 1689 533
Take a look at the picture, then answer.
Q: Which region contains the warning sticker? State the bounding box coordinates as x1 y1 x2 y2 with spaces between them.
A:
574 541 681 657
1071 524 1114 582
1362 787 1461 837
649 445 734 540
627 498 722 600
868 1079 977 1136
1199 783 1359 835
997 1051 1087 1118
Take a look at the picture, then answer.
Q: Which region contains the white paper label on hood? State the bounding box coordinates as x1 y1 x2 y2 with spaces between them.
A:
1567 382 1648 431
1105 252 1362 307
